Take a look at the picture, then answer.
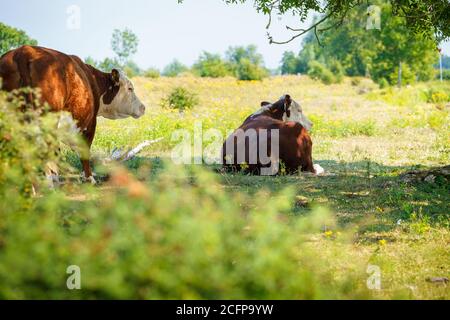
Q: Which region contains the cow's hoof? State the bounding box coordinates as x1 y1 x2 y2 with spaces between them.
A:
87 176 97 185
46 174 61 189
313 164 325 176
81 173 98 185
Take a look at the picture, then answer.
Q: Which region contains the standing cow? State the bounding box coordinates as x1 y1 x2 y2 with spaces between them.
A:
0 45 146 183
222 95 318 175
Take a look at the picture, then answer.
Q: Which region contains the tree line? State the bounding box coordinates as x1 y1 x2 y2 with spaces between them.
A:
1 8 449 85
81 21 450 84
217 0 450 44
278 1 447 85
86 29 270 81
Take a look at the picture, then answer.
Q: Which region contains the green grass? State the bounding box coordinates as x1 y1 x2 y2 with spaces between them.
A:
83 76 450 299
2 76 449 299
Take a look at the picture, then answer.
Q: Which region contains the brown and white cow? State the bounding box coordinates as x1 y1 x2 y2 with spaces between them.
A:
222 95 321 175
0 45 146 183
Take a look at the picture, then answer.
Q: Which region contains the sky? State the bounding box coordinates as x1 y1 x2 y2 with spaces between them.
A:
1 0 449 71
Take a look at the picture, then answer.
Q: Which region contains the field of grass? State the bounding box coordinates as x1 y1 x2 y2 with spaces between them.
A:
92 75 449 299
1 75 448 299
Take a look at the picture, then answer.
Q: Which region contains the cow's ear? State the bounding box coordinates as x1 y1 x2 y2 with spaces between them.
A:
111 69 120 85
284 94 292 107
261 101 271 107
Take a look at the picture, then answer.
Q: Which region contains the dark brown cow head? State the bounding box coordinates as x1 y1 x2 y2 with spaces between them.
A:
258 95 313 131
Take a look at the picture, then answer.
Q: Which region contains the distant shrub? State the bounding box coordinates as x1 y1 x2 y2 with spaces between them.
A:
388 63 415 86
307 61 336 85
355 78 379 94
96 57 121 73
424 88 450 110
351 77 363 86
192 52 233 78
378 78 389 89
226 45 269 81
234 58 268 81
429 91 449 104
280 51 300 75
123 60 142 78
280 44 316 75
143 68 160 79
328 59 344 83
161 87 199 111
85 57 141 78
162 60 188 77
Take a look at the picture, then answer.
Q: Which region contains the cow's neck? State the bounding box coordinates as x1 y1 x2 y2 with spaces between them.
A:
265 100 285 120
247 99 285 123
86 65 113 108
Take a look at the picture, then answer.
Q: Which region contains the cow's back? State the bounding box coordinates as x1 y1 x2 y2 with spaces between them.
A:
0 46 96 127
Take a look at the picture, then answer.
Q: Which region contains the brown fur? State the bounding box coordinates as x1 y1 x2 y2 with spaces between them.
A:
0 45 120 178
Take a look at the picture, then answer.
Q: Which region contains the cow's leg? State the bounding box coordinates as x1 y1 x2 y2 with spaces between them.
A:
302 137 316 174
302 155 315 174
81 120 97 184
81 159 94 183
45 160 61 188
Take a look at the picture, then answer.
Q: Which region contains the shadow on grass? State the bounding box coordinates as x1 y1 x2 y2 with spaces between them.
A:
66 153 449 236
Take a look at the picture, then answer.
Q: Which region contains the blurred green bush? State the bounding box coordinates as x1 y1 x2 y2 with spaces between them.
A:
440 69 450 80
0 89 84 197
0 163 373 299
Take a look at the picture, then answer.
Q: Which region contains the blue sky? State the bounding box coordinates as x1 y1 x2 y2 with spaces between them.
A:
1 0 448 70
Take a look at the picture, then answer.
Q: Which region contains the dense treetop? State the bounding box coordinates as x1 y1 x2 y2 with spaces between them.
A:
280 2 439 85
219 0 450 44
0 22 37 56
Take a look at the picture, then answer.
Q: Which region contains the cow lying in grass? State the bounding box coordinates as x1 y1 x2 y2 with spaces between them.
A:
222 95 323 175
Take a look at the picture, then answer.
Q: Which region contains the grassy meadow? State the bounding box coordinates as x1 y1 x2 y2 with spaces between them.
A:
95 75 449 166
1 75 449 299
93 75 449 299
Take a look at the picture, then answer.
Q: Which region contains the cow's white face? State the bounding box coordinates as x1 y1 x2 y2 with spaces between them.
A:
98 69 146 120
282 96 313 131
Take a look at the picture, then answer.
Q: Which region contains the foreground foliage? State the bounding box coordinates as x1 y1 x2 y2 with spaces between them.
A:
0 92 373 299
0 162 377 299
0 90 84 196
